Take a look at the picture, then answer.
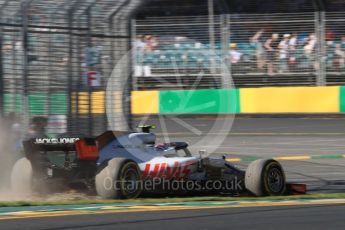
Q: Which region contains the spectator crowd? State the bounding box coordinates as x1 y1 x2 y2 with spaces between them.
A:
134 31 345 76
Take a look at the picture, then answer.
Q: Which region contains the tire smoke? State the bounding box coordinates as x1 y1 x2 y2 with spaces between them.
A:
0 117 23 200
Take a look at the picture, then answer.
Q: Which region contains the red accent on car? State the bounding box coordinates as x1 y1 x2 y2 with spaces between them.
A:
143 164 151 178
150 163 161 178
286 183 307 195
165 162 180 179
180 160 197 178
158 163 167 177
75 139 99 161
142 161 197 180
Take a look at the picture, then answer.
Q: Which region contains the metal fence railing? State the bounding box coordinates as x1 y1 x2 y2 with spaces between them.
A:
324 12 345 84
0 0 142 137
133 16 226 89
133 12 345 89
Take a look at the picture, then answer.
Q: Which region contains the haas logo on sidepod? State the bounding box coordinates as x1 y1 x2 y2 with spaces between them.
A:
142 160 197 180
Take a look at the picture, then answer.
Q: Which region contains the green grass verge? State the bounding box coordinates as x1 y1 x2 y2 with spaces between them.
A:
1 193 345 207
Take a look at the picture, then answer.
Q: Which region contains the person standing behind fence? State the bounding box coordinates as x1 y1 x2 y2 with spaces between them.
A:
278 34 290 73
341 36 345 50
288 33 298 68
264 33 279 76
334 43 345 70
144 35 158 52
229 43 242 64
251 29 265 71
303 33 317 70
135 35 146 61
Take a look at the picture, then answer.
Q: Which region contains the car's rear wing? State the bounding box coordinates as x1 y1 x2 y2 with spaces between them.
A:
22 137 99 161
23 137 80 153
22 129 152 161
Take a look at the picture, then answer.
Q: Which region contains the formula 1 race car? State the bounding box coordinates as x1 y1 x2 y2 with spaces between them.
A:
11 126 300 199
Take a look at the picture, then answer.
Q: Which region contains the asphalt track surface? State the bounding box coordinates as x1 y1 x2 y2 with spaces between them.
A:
1 117 345 229
0 204 344 230
134 117 345 193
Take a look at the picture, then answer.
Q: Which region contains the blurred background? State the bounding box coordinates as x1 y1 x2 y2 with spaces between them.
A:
0 0 344 137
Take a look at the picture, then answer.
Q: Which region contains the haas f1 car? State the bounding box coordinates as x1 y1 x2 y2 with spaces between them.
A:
11 126 303 199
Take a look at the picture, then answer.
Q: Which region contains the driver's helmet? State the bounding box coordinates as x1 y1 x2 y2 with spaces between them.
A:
155 143 170 151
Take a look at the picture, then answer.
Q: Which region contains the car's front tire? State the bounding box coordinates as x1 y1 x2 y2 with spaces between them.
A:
245 159 286 196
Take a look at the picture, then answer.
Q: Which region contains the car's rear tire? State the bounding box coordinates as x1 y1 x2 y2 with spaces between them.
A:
245 159 286 196
95 158 142 199
11 157 34 198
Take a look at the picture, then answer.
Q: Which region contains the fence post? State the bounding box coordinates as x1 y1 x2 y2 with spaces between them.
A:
11 15 18 114
106 17 114 131
75 16 82 133
47 14 54 118
319 11 326 86
21 0 30 133
0 16 4 117
221 14 231 88
208 0 216 75
67 8 74 134
86 6 93 136
106 0 133 132
0 0 10 118
127 11 134 131
131 19 138 91
315 11 326 86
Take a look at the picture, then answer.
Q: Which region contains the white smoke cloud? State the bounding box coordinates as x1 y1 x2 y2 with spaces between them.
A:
0 118 23 200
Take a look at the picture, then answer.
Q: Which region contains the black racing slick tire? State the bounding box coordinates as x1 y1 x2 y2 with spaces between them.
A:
245 159 286 196
95 158 142 199
11 157 34 198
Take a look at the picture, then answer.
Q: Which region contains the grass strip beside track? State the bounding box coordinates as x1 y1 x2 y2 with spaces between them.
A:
1 193 345 208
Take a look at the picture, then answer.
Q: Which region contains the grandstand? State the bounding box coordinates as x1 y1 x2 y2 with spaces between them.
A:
133 1 345 89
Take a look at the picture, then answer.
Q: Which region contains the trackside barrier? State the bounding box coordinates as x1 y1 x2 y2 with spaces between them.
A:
134 86 343 114
5 86 345 115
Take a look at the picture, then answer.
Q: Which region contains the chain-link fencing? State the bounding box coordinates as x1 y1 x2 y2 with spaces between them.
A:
133 12 345 89
0 0 142 137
